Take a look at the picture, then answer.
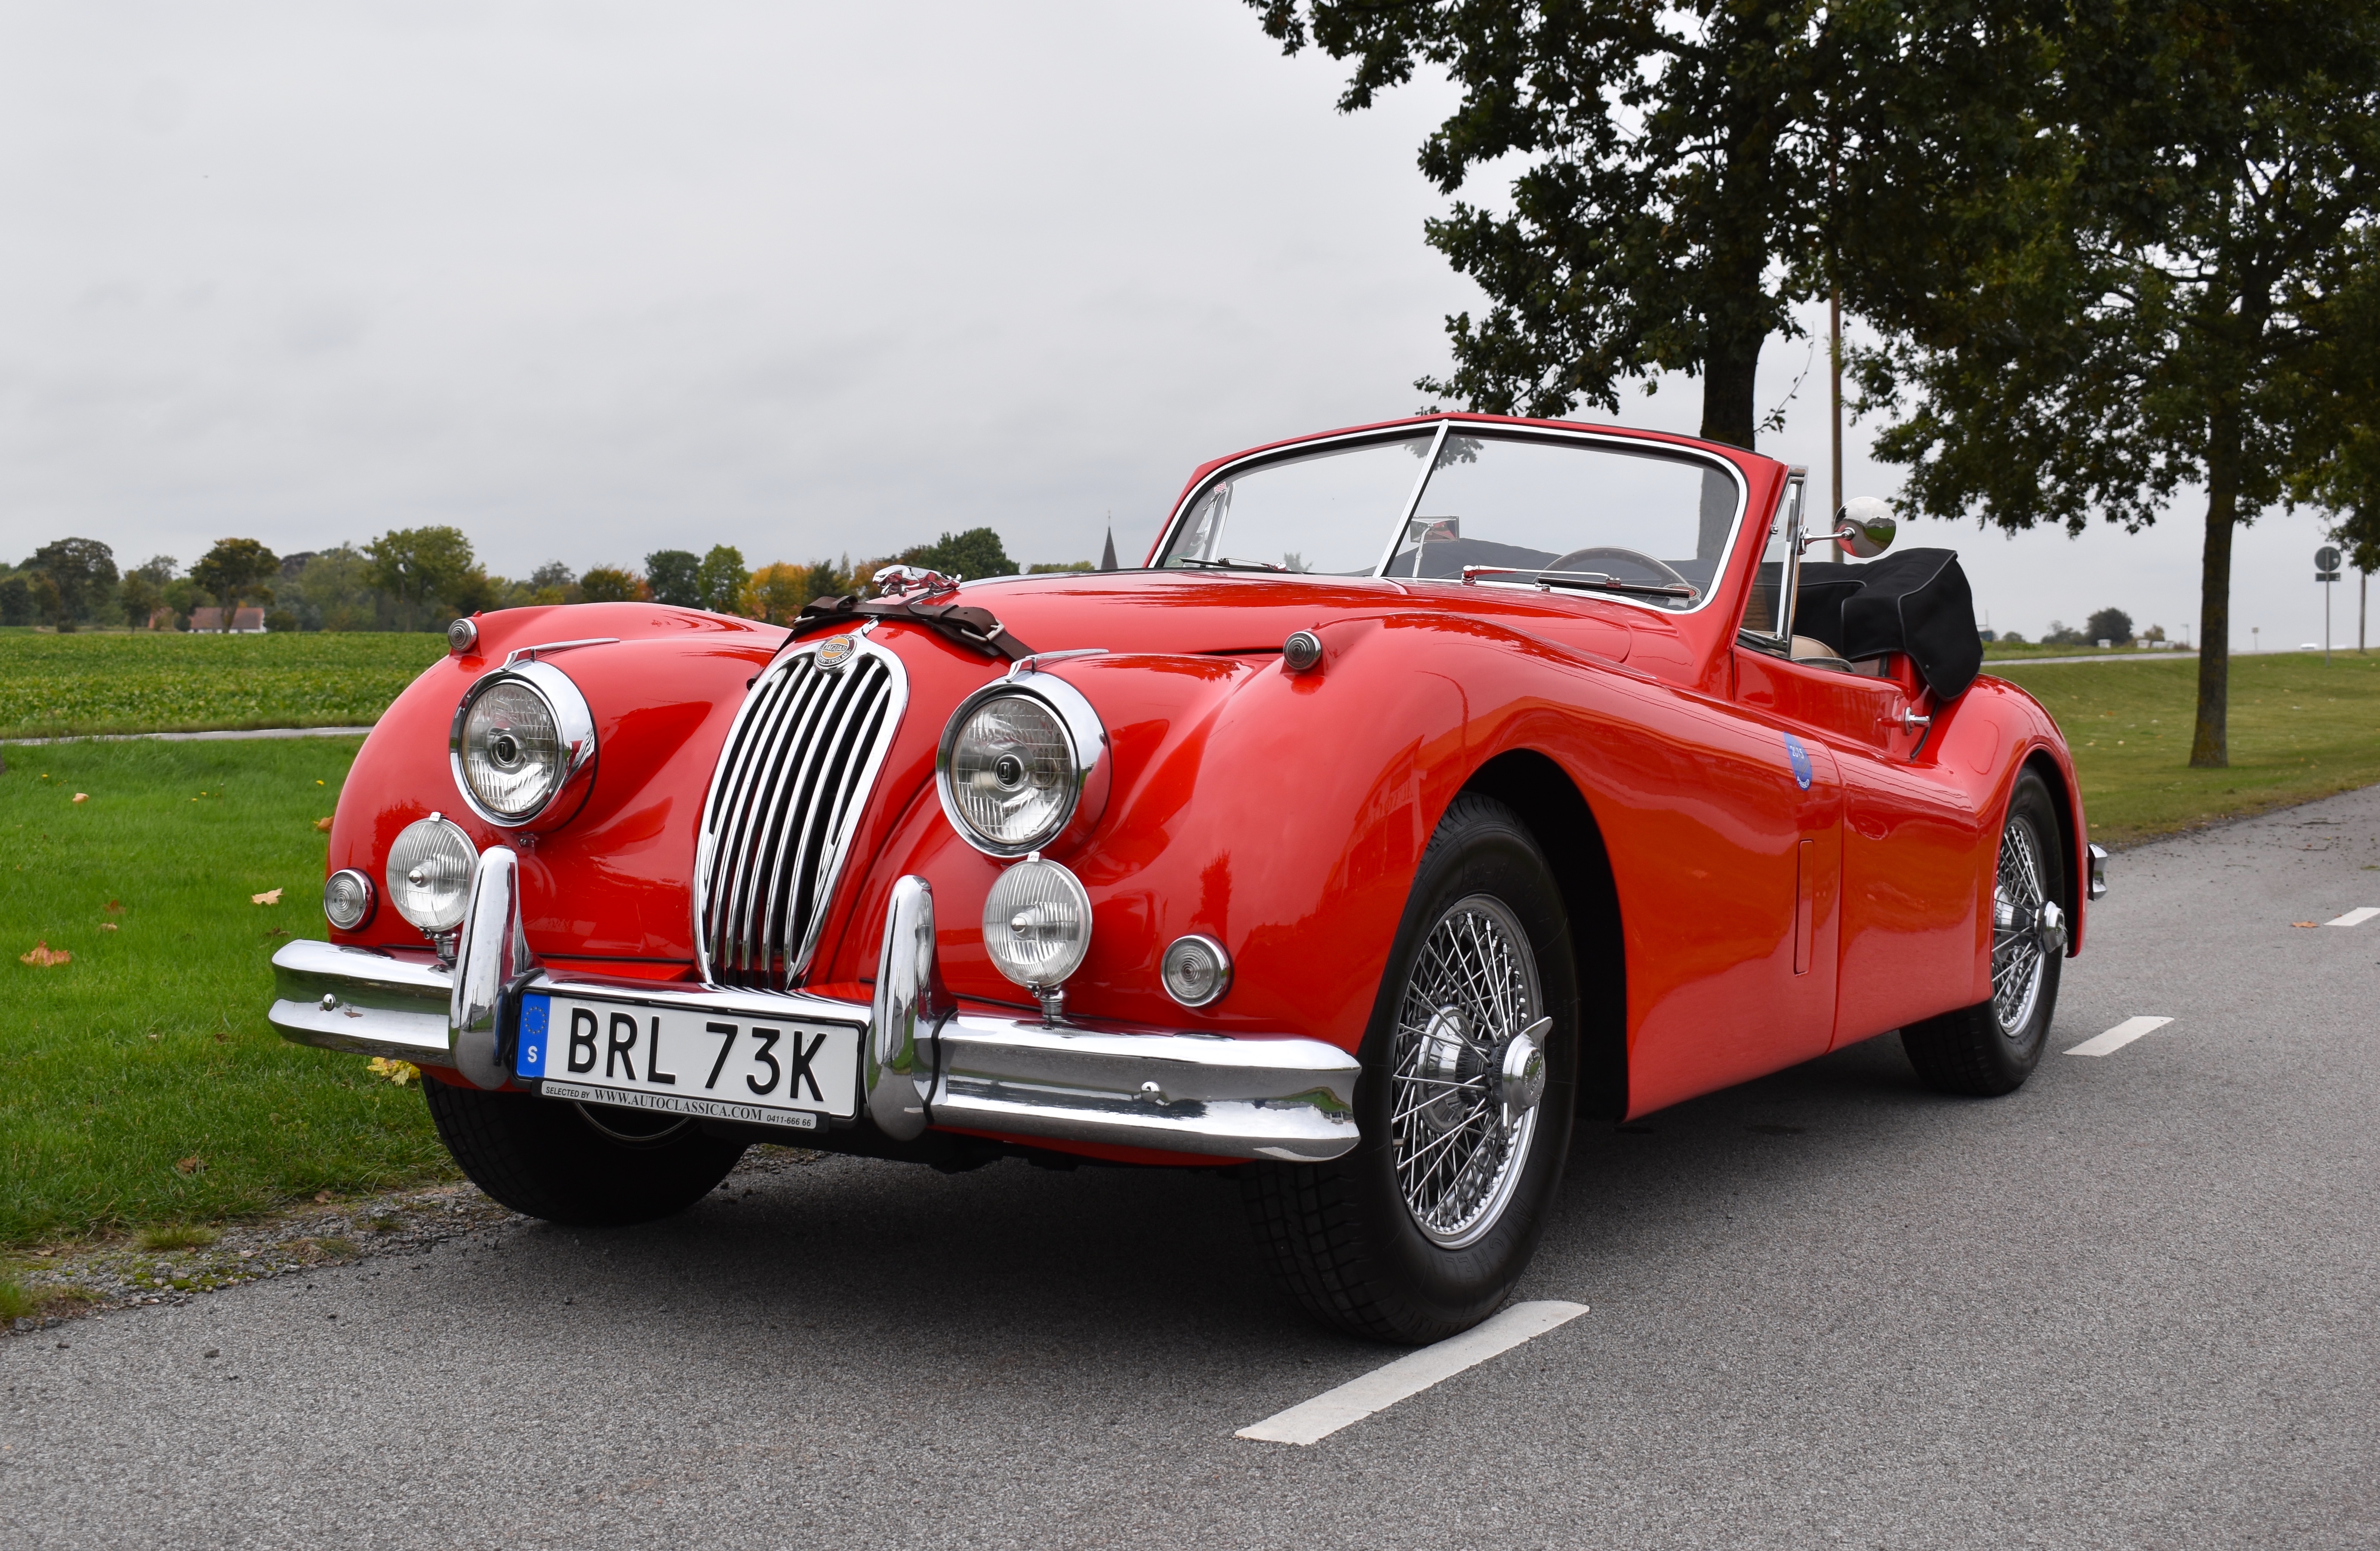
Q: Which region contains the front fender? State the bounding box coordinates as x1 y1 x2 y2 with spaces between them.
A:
823 618 1485 1053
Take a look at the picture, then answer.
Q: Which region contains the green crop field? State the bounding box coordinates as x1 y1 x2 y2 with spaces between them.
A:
1993 652 2380 846
0 629 446 740
0 735 451 1249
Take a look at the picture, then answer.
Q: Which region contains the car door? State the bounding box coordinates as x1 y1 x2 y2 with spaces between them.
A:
1734 538 1989 1046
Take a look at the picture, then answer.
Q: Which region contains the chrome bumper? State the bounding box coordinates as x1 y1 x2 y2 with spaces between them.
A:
268 868 1360 1163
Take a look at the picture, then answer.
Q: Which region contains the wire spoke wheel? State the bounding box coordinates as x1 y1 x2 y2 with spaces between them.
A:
1989 813 2048 1039
1389 894 1542 1249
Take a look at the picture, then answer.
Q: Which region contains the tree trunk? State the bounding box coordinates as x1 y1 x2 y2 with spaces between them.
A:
2188 413 2241 768
1699 332 1763 450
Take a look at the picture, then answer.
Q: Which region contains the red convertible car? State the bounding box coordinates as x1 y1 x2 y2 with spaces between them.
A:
271 412 2105 1342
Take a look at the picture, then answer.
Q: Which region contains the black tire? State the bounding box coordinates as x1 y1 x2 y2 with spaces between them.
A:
421 1078 747 1226
1902 767 2067 1096
1241 793 1580 1344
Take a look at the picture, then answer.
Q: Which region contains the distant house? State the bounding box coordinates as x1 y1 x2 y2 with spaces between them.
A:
188 606 267 634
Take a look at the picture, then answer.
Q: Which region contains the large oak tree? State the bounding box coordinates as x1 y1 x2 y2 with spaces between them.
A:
1857 0 2380 765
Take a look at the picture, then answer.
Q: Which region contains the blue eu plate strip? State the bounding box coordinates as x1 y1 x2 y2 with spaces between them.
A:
516 994 551 1079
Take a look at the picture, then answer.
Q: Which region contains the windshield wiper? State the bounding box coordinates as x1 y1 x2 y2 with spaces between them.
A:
1459 566 1698 602
1173 556 1291 573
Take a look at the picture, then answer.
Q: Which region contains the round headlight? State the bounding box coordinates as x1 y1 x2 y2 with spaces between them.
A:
323 868 376 931
448 661 597 830
935 677 1110 857
981 858 1093 989
1160 934 1232 1008
460 680 562 819
386 814 476 934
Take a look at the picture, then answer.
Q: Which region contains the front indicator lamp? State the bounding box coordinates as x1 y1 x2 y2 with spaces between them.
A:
1160 934 1232 1008
386 813 476 937
323 868 376 931
982 856 1092 1022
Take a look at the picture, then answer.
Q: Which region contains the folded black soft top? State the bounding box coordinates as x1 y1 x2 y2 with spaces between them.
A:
1793 548 1982 701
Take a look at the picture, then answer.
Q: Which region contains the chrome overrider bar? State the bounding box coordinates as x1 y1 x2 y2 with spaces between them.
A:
267 860 1361 1163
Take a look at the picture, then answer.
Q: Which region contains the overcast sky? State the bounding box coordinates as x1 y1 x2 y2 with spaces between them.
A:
2 0 2361 650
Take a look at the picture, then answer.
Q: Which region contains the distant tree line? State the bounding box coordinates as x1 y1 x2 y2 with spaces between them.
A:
0 526 1097 634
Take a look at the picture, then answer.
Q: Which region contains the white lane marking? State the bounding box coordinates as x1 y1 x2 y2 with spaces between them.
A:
2065 1016 2174 1058
2324 907 2380 927
1234 1299 1588 1446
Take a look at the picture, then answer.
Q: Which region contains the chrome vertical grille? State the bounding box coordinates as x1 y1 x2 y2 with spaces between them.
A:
693 635 907 988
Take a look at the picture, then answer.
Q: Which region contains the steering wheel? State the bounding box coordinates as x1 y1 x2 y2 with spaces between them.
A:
1544 547 1693 589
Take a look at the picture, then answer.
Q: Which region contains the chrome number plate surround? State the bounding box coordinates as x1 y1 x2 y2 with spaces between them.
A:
517 990 861 1129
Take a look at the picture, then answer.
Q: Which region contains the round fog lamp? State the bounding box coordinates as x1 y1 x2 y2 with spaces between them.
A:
982 858 1092 989
323 868 376 931
1160 933 1232 1007
386 814 476 934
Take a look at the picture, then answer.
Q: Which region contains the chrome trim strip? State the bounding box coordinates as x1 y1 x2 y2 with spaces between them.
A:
1374 419 1451 577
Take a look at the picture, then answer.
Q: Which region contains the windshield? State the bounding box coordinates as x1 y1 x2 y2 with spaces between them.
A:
1156 428 1743 610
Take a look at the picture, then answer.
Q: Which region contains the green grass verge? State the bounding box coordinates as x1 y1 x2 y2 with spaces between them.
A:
0 736 452 1249
1983 640 2197 661
1994 652 2380 846
3 652 2375 1248
0 630 446 740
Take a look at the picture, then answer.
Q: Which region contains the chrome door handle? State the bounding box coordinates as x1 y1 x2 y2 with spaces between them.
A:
1899 707 1932 735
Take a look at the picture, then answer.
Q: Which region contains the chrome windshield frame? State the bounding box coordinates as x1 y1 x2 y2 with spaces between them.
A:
1150 418 1754 619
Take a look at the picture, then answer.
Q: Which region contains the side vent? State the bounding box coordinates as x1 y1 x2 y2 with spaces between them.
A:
693 636 907 988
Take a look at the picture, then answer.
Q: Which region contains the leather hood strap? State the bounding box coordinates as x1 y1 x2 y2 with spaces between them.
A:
788 594 1036 662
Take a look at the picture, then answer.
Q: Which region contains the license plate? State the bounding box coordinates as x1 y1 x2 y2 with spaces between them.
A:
515 992 860 1131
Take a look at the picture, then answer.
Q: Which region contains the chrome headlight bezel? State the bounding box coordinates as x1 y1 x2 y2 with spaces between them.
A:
447 660 597 831
933 675 1110 857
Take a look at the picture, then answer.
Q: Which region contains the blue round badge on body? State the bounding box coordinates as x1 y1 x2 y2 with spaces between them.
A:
1784 734 1813 791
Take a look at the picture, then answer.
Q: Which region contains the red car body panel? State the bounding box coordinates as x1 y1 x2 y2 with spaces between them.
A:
331 412 2088 1141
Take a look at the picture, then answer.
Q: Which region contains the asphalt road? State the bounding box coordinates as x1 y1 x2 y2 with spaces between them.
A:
8 788 2379 1550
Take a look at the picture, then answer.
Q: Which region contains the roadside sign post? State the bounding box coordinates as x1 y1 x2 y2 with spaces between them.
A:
2316 546 2343 665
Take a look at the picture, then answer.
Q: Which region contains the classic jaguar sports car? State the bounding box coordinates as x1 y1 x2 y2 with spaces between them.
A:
270 412 2105 1342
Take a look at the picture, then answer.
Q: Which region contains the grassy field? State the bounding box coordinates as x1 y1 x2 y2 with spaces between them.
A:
0 736 451 1250
1993 651 2380 846
0 629 446 740
1983 640 2197 661
0 646 2372 1257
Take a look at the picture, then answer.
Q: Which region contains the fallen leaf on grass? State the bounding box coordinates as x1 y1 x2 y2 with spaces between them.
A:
366 1057 420 1086
72 792 88 804
98 922 118 932
174 1156 204 1175
20 941 71 967
104 900 123 914
251 888 283 905
313 816 333 832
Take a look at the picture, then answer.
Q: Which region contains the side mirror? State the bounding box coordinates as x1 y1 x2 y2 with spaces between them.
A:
1834 496 1896 558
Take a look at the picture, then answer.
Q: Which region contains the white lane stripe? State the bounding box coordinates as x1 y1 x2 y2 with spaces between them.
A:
1234 1299 1588 1446
2325 907 2380 927
2065 1016 2174 1058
